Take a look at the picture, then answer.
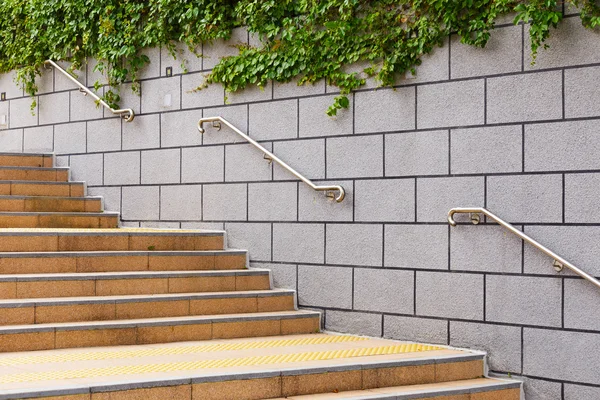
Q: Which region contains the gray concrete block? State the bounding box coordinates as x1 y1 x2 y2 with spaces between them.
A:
85 58 109 86
299 95 353 137
249 100 297 140
53 61 86 92
201 104 248 145
450 321 521 373
141 76 181 114
565 173 600 223
135 47 161 80
70 90 104 122
417 176 484 222
298 180 353 222
160 185 202 221
564 278 600 331
181 146 224 183
103 151 140 185
327 135 383 179
565 384 600 400
522 377 562 400
565 66 600 118
385 130 448 176
385 225 448 270
122 186 159 220
525 120 600 172
140 221 180 229
416 271 483 320
181 74 224 109
202 27 248 70
450 225 522 273
399 37 449 84
252 262 296 289
327 224 382 267
450 25 522 78
487 71 562 124
525 17 600 69
355 179 414 222
486 275 562 327
161 43 202 75
248 182 297 221
122 114 160 150
325 310 382 337
298 265 352 309
69 153 103 186
55 155 69 167
9 97 37 129
141 148 181 184
203 183 247 221
181 222 224 230
54 122 86 154
273 223 324 264
524 225 600 277
0 101 7 130
273 139 325 181
451 125 522 174
38 92 70 125
524 328 600 384
354 268 414 314
0 129 22 152
225 223 271 261
225 143 272 182
87 118 122 152
487 174 562 223
355 87 416 134
35 67 54 94
227 82 273 104
417 80 484 129
384 315 448 345
103 83 141 119
273 78 325 99
23 126 53 152
0 72 23 99
88 186 121 212
160 109 203 148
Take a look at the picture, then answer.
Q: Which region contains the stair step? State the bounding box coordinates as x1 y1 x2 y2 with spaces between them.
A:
0 211 119 228
0 180 85 197
0 195 102 212
0 152 53 168
0 228 225 252
0 166 69 182
0 269 268 298
0 310 321 352
0 289 295 325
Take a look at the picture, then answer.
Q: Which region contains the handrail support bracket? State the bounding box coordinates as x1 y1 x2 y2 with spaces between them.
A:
470 213 481 225
212 121 222 131
553 260 564 273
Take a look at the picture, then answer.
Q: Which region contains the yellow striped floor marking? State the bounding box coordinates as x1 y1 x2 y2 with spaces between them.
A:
0 335 369 366
0 344 443 384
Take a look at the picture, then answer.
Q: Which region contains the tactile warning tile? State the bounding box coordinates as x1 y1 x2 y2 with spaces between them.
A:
0 335 370 366
0 343 444 384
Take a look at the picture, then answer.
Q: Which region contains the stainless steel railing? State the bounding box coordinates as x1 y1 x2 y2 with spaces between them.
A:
448 207 600 290
197 116 345 202
44 60 135 122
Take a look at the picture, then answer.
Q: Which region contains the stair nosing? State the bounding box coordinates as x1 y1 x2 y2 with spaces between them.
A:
0 152 54 157
0 249 241 256
0 166 69 172
0 230 225 237
0 211 118 216
0 195 102 201
0 180 84 185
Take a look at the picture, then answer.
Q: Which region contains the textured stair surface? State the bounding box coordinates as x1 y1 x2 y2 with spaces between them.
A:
0 152 521 400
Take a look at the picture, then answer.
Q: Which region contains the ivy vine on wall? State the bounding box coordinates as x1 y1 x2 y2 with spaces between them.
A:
0 0 599 115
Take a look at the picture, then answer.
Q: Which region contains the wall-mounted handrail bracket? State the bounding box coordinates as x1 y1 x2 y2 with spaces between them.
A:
198 116 346 202
44 60 135 122
448 207 600 290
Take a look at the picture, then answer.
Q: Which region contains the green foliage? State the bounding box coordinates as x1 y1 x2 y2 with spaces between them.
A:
0 0 599 115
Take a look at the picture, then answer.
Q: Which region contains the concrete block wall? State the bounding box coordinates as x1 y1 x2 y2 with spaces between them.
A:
1 17 600 398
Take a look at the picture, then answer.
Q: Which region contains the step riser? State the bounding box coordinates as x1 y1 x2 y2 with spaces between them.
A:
0 198 102 212
0 316 319 352
0 169 69 182
0 155 53 168
0 182 85 197
0 214 118 228
0 275 269 299
0 235 225 252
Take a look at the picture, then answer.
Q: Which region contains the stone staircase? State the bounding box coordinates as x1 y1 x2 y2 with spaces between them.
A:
0 152 522 399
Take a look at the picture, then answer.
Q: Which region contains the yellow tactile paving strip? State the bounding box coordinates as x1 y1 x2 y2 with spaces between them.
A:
0 335 370 366
0 343 444 384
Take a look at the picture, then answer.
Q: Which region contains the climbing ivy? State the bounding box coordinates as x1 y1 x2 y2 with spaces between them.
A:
0 0 599 115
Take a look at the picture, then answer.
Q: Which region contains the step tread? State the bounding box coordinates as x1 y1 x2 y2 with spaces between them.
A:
0 180 83 185
0 195 101 201
0 152 54 157
0 211 118 216
0 289 294 307
0 249 242 256
0 166 68 171
0 228 224 236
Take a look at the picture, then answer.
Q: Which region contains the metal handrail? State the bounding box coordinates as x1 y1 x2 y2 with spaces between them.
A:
448 207 600 290
197 116 345 202
43 60 135 122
